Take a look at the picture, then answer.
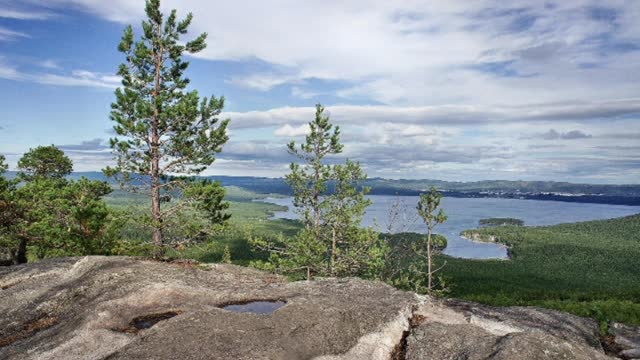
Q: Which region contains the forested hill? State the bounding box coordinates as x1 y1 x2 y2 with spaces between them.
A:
8 171 640 205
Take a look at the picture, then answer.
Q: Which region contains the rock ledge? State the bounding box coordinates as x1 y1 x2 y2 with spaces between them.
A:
0 257 624 359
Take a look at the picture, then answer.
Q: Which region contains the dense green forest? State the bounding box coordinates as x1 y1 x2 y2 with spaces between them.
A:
454 215 640 327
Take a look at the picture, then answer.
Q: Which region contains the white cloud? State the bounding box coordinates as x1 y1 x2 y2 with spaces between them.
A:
33 70 121 88
0 26 30 41
274 124 309 137
291 86 321 99
212 103 640 181
224 99 640 130
38 59 60 69
40 1 640 107
0 57 22 80
31 0 142 23
0 7 53 20
0 57 121 89
227 72 300 91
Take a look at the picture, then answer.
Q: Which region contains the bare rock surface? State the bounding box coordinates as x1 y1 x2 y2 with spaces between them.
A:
407 299 613 360
0 256 620 359
607 322 640 359
0 256 413 360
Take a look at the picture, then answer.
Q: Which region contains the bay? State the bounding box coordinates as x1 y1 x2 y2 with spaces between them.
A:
258 196 640 260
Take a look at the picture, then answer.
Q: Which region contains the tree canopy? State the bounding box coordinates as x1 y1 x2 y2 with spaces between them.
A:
17 145 73 182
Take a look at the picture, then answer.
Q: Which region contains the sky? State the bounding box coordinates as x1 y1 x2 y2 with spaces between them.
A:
0 0 639 184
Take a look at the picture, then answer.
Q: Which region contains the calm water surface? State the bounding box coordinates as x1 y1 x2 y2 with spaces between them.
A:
258 196 640 260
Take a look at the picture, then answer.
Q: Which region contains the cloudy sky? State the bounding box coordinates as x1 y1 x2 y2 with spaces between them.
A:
0 0 639 183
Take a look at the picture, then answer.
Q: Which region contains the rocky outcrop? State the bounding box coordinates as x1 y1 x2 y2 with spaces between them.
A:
0 257 621 359
406 299 613 359
606 322 640 359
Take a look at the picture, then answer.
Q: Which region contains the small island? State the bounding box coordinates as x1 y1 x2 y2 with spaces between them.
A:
479 218 524 227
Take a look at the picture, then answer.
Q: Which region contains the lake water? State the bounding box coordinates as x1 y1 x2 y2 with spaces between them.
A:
258 196 640 260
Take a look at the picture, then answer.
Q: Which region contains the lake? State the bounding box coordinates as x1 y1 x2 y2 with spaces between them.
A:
258 196 640 260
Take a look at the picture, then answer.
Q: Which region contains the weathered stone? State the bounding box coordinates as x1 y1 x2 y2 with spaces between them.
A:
620 348 640 359
406 298 613 359
406 322 499 359
0 256 415 360
0 257 620 359
603 322 640 359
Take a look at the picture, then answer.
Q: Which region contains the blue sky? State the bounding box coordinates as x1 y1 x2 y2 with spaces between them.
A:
0 1 639 183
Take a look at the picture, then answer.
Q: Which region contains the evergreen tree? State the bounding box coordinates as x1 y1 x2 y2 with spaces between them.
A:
256 104 385 279
286 104 342 234
105 0 230 255
416 187 448 294
0 155 20 264
17 145 72 181
1 147 114 263
324 160 385 277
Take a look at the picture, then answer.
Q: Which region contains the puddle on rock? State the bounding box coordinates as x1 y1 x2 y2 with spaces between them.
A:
114 311 182 333
131 311 181 329
221 300 286 315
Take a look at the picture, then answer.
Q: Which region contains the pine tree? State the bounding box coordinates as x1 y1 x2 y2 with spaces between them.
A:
1 147 114 263
416 187 448 294
17 145 73 181
286 104 342 234
0 155 19 264
106 0 230 255
324 160 383 277
258 104 386 279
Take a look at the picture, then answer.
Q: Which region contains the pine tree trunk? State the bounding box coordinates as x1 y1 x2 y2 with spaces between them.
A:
312 142 322 232
331 226 337 276
151 29 164 258
427 228 432 294
313 163 320 231
151 178 162 256
14 236 28 264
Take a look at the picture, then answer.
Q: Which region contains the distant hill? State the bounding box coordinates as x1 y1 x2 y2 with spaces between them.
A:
6 171 640 205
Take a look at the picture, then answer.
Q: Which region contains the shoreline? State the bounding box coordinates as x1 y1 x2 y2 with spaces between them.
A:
458 233 512 260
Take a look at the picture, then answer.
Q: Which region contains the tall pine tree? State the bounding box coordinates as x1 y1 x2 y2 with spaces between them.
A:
286 104 343 235
106 0 230 255
254 104 386 279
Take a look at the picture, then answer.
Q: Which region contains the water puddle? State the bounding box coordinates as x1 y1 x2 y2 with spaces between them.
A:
114 311 182 333
221 300 286 315
130 311 181 329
